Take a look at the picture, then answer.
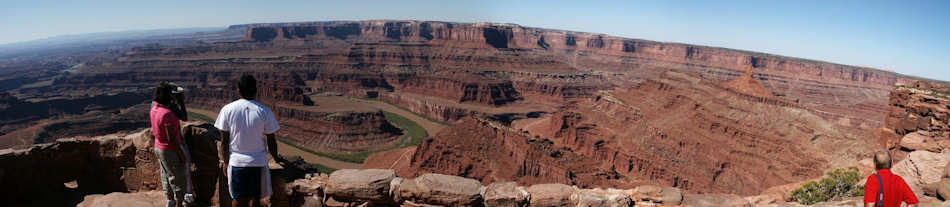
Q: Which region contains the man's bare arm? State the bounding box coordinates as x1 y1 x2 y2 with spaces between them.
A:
266 133 280 163
219 131 230 166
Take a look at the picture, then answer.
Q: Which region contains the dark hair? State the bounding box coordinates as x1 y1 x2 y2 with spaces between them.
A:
874 150 892 170
153 82 173 105
238 75 257 100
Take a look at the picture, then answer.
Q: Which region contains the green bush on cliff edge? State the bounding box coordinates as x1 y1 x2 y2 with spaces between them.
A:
791 167 865 205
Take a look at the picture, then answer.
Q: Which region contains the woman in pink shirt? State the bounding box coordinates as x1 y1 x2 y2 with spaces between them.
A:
150 82 188 207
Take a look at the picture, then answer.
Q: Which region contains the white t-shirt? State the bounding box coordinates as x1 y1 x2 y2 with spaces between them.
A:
214 99 280 167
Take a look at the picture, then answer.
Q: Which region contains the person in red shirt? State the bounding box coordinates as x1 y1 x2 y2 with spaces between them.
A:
864 150 918 207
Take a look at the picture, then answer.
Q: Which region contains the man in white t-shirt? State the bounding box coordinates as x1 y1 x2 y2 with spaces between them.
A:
214 75 281 207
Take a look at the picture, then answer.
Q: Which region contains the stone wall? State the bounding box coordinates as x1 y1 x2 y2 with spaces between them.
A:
285 169 906 207
287 169 685 207
0 122 221 206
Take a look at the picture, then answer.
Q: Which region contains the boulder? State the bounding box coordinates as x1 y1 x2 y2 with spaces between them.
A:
809 199 862 207
325 169 397 203
77 191 166 207
291 173 329 195
392 173 484 206
287 174 328 207
526 183 575 207
181 121 220 166
900 132 942 152
181 121 221 206
945 161 950 178
569 188 632 207
744 194 780 206
129 128 154 150
403 200 444 207
939 180 950 201
324 196 370 207
660 187 684 206
629 185 662 201
628 185 683 205
683 193 750 207
483 182 529 207
876 127 902 150
301 196 325 207
923 182 939 197
919 196 944 206
898 114 921 135
892 151 950 197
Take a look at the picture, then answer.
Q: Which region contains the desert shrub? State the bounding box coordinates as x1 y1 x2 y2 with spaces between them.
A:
791 167 865 205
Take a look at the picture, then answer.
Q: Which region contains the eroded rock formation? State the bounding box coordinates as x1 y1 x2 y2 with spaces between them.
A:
405 117 628 188
878 82 950 153
381 71 854 196
2 19 946 199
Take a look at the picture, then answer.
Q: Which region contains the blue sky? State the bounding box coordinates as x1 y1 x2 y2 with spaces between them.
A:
1 0 948 80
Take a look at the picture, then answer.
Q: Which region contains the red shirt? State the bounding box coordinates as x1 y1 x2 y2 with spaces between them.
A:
864 169 919 207
150 102 182 150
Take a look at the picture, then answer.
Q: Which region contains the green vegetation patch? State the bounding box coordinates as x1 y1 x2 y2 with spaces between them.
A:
383 111 428 147
791 167 865 205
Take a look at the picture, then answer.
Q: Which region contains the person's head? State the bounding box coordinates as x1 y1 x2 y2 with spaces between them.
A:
874 149 893 170
238 74 257 100
153 82 174 105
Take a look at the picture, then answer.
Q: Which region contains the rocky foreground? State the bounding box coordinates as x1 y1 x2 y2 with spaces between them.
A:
7 132 950 207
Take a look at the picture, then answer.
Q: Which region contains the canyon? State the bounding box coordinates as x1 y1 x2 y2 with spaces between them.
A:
0 20 947 206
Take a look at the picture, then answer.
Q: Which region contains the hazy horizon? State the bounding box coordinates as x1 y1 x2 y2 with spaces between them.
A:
2 0 948 80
